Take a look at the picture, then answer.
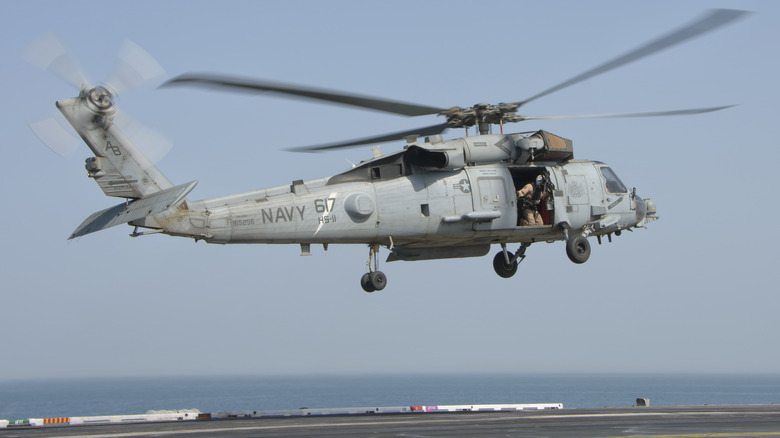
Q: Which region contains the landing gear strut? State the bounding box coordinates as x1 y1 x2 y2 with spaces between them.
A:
492 243 528 278
361 243 387 292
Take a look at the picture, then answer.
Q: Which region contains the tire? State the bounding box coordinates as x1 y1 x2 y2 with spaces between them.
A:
369 271 387 291
566 235 591 264
492 251 518 278
361 273 376 292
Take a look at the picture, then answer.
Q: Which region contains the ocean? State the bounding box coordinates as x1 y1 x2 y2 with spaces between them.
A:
1 373 779 421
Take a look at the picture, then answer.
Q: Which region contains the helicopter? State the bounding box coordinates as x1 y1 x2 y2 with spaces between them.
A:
40 9 747 292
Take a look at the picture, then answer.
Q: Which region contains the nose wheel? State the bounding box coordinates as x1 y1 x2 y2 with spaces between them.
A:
361 243 387 292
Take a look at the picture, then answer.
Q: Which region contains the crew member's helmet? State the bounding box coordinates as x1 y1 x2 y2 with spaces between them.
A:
535 175 544 187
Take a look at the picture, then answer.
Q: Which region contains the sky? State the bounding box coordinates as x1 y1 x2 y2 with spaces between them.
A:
1 0 779 380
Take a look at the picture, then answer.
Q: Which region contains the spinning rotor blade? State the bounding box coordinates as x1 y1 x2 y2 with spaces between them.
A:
107 39 166 94
28 116 81 158
518 105 736 122
514 9 750 108
163 73 446 117
159 9 747 154
289 123 450 152
27 34 165 94
29 109 173 164
115 112 174 166
26 34 171 163
25 32 91 89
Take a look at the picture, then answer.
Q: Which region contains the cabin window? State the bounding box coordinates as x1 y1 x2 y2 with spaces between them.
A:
600 167 628 193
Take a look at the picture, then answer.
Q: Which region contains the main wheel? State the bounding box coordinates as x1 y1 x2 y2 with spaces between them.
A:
369 271 387 291
361 273 376 292
493 251 518 278
566 235 591 264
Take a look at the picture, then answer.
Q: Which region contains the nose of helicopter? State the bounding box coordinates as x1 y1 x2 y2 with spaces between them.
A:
635 196 658 224
644 198 657 220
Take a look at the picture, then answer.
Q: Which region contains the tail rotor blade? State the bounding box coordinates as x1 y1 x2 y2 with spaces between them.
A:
28 116 81 158
108 39 166 94
114 111 173 166
25 32 91 90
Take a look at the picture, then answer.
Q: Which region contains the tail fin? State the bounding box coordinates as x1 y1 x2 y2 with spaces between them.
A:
58 86 194 238
57 87 172 199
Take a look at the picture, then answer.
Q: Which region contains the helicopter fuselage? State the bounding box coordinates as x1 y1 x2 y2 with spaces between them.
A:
149 134 656 263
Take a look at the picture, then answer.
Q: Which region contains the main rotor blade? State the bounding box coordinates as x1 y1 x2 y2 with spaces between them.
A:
288 123 450 152
163 73 446 117
518 105 736 121
515 9 750 108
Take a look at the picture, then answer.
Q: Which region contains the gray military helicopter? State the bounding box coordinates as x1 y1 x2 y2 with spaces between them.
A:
41 9 746 292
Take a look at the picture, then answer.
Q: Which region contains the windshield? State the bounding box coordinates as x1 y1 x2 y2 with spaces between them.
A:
600 167 628 193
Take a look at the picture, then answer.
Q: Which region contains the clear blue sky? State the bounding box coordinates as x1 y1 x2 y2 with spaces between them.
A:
1 0 778 379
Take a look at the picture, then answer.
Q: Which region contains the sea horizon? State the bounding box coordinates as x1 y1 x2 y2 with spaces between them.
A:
2 372 779 421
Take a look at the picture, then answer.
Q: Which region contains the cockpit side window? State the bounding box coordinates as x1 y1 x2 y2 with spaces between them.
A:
600 167 628 193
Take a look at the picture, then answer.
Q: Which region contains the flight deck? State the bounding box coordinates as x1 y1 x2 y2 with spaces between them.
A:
3 404 780 437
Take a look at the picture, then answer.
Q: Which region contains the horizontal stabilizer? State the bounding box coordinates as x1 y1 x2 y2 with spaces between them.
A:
70 181 197 239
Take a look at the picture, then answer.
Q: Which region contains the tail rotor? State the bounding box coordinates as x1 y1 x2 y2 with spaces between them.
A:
26 33 171 164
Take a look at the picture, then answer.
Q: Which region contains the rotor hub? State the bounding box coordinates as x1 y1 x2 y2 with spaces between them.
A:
440 103 521 129
85 85 116 114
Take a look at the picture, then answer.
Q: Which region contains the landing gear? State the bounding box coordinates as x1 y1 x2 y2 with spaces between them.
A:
361 271 386 292
492 243 528 278
493 252 517 278
361 243 387 292
566 235 591 264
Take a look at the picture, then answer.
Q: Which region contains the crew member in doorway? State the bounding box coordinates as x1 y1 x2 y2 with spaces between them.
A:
517 175 547 226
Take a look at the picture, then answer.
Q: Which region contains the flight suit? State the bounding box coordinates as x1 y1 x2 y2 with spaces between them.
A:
517 183 545 226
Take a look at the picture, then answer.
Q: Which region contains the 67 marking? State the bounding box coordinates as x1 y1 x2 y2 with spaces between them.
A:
314 194 337 235
314 197 336 213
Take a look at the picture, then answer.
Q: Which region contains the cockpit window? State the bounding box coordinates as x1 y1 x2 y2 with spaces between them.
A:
600 167 628 193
